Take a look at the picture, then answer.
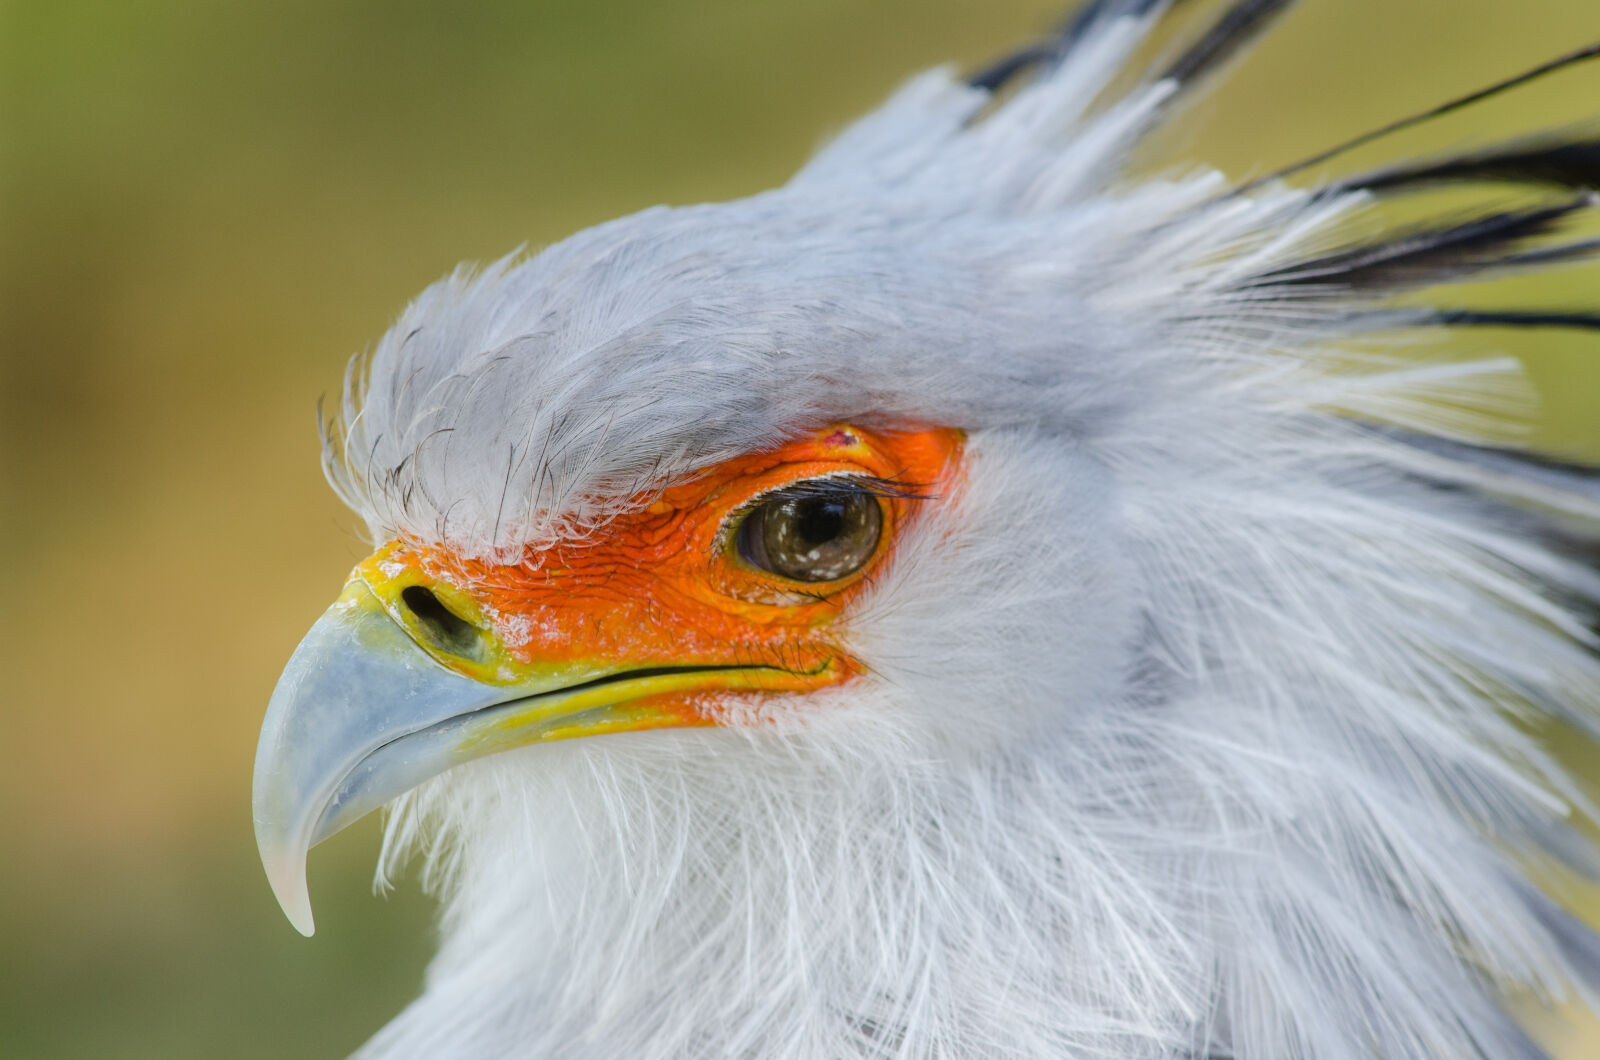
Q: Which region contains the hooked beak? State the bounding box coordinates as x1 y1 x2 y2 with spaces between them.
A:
253 552 837 935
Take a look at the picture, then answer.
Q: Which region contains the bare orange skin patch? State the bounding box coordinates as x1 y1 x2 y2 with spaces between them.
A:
349 424 962 728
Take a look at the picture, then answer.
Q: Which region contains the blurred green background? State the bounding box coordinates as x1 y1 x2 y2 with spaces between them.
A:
3 1 1599 1056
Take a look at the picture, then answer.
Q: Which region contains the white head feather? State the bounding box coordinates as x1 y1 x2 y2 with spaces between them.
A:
308 3 1600 1057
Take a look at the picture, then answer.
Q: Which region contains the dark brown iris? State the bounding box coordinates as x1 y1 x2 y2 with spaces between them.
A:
736 485 883 582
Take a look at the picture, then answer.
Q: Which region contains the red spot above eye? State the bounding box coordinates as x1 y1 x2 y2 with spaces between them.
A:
823 430 857 448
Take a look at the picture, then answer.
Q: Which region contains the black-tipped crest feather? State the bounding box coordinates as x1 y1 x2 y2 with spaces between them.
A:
1248 198 1593 290
1234 42 1600 196
1158 0 1296 86
1347 138 1600 194
1425 309 1600 332
968 0 1182 93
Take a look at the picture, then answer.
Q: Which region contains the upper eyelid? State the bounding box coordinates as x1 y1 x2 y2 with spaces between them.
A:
748 473 933 504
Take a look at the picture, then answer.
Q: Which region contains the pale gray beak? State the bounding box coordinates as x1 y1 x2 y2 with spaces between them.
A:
253 571 788 935
252 580 509 936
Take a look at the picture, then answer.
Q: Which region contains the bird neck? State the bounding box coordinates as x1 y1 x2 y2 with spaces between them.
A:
358 721 1218 1058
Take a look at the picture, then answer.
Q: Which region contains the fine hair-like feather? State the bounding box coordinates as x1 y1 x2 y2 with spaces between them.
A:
313 2 1600 1057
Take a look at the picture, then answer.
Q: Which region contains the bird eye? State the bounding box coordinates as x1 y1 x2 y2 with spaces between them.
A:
735 484 883 582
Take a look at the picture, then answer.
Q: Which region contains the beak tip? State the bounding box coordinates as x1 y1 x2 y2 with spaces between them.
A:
262 847 318 936
287 901 317 938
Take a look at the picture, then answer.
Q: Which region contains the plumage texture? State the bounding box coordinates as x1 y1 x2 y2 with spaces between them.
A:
319 2 1600 1056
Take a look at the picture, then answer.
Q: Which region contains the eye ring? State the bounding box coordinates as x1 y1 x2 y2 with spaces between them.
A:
734 481 885 583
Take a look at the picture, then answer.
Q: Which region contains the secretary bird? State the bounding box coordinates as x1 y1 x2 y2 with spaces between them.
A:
255 2 1600 1056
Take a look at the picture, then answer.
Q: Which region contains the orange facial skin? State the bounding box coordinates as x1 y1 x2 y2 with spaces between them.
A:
351 424 962 728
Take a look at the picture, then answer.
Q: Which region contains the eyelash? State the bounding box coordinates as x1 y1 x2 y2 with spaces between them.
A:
728 473 931 519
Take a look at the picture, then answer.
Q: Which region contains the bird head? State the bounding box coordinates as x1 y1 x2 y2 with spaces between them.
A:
254 133 1175 930
254 3 1600 1057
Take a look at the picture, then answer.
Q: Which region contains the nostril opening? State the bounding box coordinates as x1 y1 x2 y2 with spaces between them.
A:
399 585 484 659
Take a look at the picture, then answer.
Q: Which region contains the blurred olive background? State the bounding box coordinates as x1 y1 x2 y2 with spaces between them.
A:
4 1 1600 1056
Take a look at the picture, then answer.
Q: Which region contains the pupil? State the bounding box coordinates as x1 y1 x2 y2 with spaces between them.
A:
797 498 846 545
